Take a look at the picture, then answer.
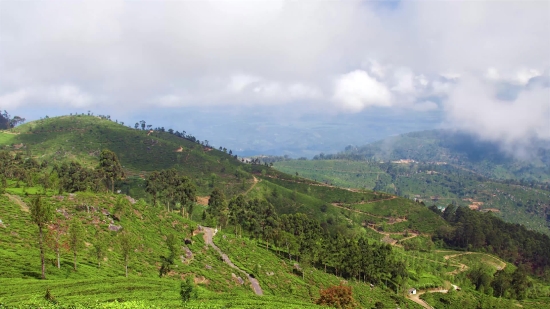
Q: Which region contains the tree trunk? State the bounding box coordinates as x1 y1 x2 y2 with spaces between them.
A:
39 226 46 279
73 251 77 271
125 260 128 277
57 249 60 269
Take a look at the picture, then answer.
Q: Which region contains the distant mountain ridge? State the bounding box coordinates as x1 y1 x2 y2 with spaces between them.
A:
318 129 550 183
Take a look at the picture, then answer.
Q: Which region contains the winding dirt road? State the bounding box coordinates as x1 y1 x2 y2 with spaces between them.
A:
202 227 263 296
408 288 449 309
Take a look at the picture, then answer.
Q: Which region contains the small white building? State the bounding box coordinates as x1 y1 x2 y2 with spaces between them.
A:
408 288 417 295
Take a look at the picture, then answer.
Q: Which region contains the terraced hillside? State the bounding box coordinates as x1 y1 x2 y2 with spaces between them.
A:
274 159 550 235
0 115 548 308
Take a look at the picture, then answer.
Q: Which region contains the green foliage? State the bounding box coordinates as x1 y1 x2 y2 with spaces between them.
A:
435 206 550 275
30 196 53 279
0 114 546 309
179 277 197 303
98 149 124 193
119 232 136 277
274 157 550 235
68 218 85 271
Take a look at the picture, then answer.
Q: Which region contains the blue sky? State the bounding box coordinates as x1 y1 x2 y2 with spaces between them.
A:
1 0 548 157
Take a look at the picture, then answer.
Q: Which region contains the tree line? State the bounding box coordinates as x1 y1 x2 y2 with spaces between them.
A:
431 205 550 276
202 188 408 292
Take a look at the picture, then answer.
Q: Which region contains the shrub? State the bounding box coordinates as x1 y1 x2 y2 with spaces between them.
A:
316 283 357 309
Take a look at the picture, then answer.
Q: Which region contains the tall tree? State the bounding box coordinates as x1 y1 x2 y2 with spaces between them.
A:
145 171 162 207
45 218 65 270
30 196 53 279
98 149 125 193
120 232 135 277
93 231 106 268
159 233 178 277
207 188 227 225
68 218 85 271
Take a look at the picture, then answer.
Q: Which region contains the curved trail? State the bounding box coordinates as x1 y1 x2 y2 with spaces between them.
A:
331 199 401 221
408 289 449 309
244 176 260 195
202 227 263 296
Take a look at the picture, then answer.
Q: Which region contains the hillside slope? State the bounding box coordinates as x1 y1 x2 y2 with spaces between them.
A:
1 115 250 196
274 160 550 235
0 115 547 308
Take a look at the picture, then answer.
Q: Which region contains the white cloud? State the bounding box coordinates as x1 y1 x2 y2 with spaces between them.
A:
0 85 92 109
227 74 262 93
514 69 542 86
444 75 550 155
0 0 548 153
0 89 30 109
333 70 392 112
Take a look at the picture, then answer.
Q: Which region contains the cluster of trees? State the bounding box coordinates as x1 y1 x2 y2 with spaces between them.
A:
0 149 125 194
0 110 25 129
202 190 407 290
467 264 531 299
432 205 550 275
145 169 197 214
0 151 47 190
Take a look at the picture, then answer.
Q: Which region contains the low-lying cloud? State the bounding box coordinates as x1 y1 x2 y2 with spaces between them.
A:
0 0 548 157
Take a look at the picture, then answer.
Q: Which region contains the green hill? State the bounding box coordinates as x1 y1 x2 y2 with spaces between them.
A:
274 160 550 235
2 115 250 197
0 115 548 308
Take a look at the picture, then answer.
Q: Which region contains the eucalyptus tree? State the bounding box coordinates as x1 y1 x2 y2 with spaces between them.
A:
68 218 85 271
30 196 53 279
120 232 135 277
98 149 124 193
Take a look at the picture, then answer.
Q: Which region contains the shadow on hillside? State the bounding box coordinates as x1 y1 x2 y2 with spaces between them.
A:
21 271 41 279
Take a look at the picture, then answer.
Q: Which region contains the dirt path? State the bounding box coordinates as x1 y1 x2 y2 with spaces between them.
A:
331 202 402 222
244 176 260 195
442 252 472 275
5 194 29 212
332 196 398 207
202 226 263 296
408 289 449 309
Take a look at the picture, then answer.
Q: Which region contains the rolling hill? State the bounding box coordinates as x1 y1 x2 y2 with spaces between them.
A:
313 129 550 183
0 115 548 309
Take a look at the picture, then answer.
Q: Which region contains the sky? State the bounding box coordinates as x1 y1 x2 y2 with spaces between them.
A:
0 0 549 157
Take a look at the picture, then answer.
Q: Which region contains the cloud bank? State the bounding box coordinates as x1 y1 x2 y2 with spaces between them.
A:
0 0 548 155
